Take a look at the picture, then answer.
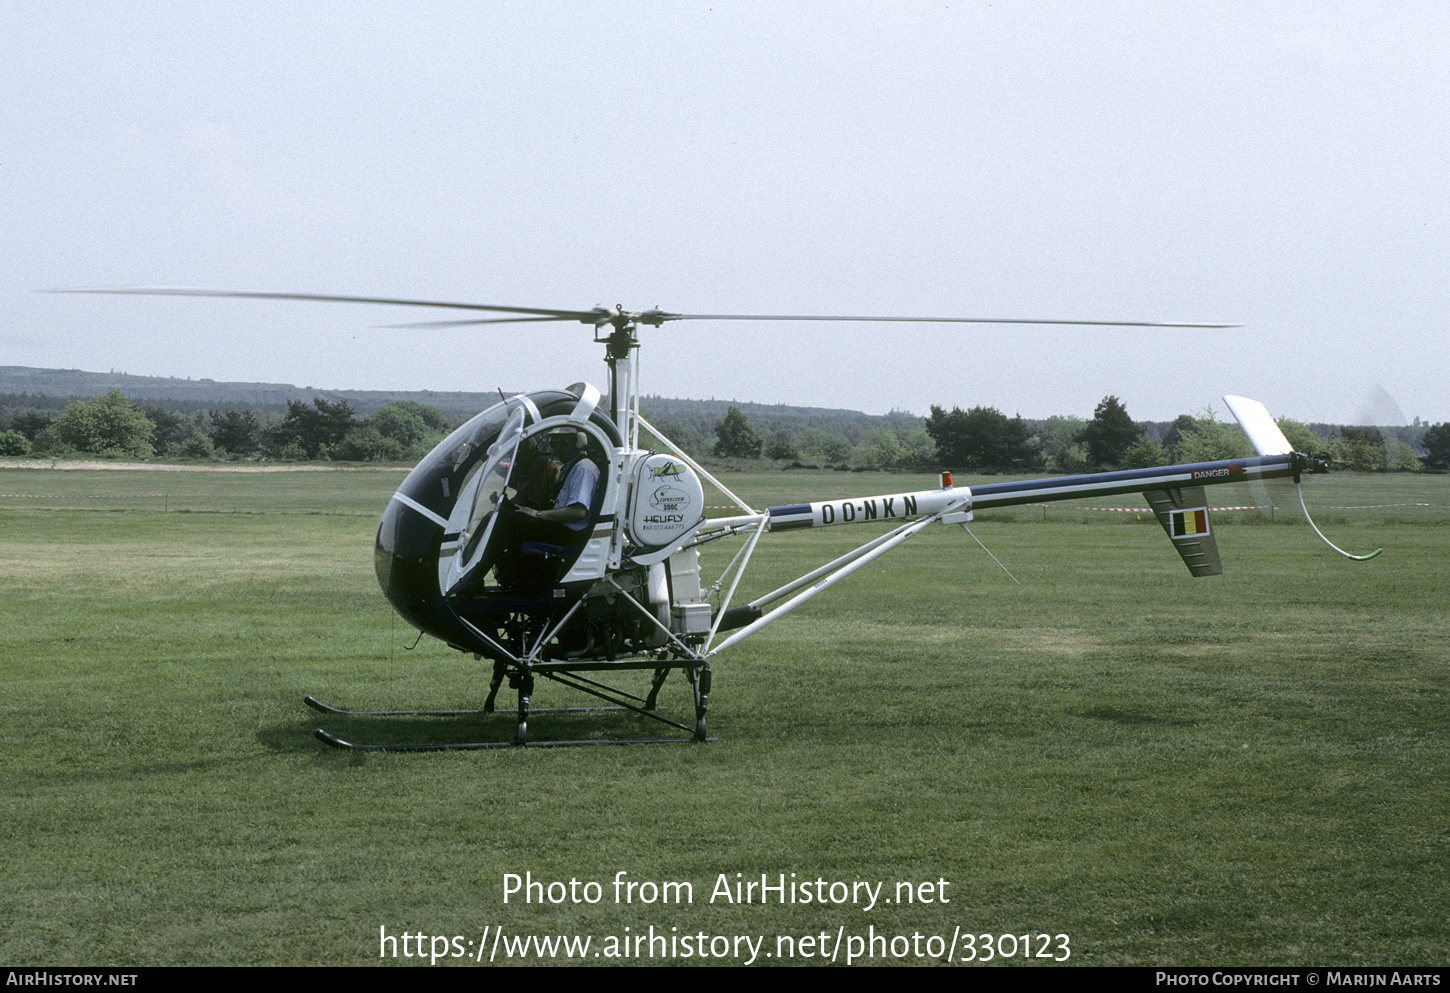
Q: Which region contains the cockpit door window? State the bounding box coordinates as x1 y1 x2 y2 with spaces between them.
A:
442 406 526 595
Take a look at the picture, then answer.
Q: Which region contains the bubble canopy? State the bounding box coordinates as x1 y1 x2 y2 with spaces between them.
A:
373 388 622 647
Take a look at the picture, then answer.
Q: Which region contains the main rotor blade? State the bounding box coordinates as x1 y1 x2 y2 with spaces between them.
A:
380 316 580 329
55 288 1237 329
659 313 1238 328
54 287 597 322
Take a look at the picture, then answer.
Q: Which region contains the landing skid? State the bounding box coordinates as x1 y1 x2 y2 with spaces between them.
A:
313 729 704 751
303 695 642 717
308 662 714 751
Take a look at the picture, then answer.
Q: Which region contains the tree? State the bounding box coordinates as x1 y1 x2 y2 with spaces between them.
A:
797 427 852 465
1421 422 1450 470
1385 439 1422 472
1276 418 1322 455
1038 415 1090 473
210 409 261 455
1329 428 1386 472
926 405 1038 472
764 433 800 462
6 409 54 442
369 401 450 454
648 418 709 459
48 389 155 458
1160 414 1198 461
270 398 357 459
1076 396 1142 468
1172 408 1252 464
141 404 195 451
859 429 904 470
1121 437 1167 469
712 406 762 459
896 427 937 469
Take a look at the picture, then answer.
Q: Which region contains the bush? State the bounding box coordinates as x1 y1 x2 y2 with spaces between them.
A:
1173 407 1252 463
333 426 405 462
1121 437 1167 469
165 434 215 460
49 390 155 458
369 401 449 457
0 430 32 456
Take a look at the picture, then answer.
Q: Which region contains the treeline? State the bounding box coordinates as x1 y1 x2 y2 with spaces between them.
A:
0 390 452 462
641 395 924 463
0 367 494 424
3 388 1445 472
680 396 1447 473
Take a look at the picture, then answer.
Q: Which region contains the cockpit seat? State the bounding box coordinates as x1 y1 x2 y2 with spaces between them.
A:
519 540 572 567
494 540 572 589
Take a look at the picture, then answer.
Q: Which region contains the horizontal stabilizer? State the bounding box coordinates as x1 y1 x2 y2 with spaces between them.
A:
1143 486 1223 577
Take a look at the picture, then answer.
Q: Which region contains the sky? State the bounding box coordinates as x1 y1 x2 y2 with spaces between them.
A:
4 2 1446 424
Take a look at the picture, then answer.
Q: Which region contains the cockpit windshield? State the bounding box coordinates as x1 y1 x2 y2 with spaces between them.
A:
443 406 527 595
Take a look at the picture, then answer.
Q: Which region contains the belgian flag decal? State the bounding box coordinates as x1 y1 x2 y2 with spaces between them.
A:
1170 508 1210 537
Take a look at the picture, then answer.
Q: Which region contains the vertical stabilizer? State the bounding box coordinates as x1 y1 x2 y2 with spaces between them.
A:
1143 485 1223 577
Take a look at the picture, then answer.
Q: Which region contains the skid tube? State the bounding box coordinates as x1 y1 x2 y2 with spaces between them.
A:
304 694 645 718
310 658 714 751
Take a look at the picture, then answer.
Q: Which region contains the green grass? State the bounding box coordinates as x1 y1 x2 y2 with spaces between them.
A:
1 467 1446 966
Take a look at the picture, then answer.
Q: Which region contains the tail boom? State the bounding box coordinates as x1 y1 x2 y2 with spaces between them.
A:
966 453 1305 512
764 454 1317 531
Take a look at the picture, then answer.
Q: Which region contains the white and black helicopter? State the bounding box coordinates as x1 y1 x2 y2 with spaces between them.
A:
69 289 1378 749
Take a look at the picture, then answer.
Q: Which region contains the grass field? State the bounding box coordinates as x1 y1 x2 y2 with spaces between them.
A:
1 465 1446 966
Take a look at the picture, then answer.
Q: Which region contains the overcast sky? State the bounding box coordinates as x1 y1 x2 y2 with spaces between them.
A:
4 2 1446 424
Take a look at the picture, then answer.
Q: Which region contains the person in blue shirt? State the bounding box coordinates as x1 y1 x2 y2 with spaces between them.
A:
512 430 599 545
491 430 600 592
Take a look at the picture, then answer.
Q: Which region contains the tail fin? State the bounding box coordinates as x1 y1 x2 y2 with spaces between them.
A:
1143 485 1223 577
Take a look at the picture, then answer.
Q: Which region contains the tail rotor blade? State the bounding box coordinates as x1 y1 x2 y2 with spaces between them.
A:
1224 395 1294 456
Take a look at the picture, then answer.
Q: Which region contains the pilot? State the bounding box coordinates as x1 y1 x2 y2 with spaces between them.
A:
511 453 556 511
502 429 600 550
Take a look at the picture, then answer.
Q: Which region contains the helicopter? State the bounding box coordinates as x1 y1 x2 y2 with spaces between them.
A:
64 289 1378 750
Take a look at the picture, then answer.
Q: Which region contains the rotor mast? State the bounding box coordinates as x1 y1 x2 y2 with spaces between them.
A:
589 306 666 451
